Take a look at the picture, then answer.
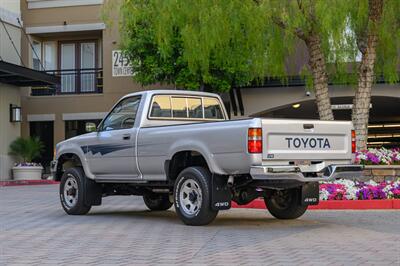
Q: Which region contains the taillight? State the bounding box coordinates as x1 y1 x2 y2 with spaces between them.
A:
351 130 356 153
248 128 262 153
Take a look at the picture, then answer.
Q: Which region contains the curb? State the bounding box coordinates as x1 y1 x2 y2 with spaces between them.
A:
231 199 400 210
0 180 59 187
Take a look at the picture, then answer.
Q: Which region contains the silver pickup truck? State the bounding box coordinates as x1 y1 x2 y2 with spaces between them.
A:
52 90 363 225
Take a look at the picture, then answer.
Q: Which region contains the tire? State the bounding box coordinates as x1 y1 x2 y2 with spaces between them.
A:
143 194 173 211
60 167 91 215
174 167 218 226
264 188 307 219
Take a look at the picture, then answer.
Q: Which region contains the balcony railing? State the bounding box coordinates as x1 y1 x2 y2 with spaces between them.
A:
31 68 103 96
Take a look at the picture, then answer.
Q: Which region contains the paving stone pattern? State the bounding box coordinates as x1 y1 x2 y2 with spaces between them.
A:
0 185 399 265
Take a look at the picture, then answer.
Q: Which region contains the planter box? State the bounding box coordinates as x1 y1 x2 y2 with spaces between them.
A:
12 166 43 181
363 165 400 182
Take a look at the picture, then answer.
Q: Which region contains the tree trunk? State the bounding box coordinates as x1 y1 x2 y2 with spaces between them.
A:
305 33 334 121
352 0 383 151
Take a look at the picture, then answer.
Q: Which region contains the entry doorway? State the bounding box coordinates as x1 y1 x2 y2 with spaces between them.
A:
30 121 54 173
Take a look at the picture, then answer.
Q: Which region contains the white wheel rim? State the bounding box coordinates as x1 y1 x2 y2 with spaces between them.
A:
63 176 78 208
179 179 202 216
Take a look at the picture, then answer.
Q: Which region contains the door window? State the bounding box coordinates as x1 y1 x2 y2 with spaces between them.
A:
32 41 42 70
59 41 98 93
60 43 76 93
43 42 57 70
101 97 141 131
80 42 96 92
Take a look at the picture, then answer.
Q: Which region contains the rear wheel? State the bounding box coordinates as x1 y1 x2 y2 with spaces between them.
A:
264 188 307 219
174 167 218 226
143 194 173 211
60 167 91 215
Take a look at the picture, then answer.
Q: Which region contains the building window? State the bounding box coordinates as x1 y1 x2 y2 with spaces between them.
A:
60 43 76 93
65 119 101 139
43 42 57 70
32 41 42 70
59 40 98 93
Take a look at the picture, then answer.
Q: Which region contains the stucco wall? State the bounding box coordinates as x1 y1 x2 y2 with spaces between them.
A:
0 0 22 180
0 0 20 14
0 84 21 180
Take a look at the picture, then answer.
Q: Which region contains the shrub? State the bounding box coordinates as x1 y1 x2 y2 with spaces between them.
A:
9 137 44 163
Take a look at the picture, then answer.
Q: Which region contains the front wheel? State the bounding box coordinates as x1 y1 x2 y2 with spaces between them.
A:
174 167 218 226
60 167 91 215
143 194 173 211
264 188 307 219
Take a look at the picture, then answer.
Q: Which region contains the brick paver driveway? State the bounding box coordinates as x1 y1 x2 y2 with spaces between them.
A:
1 185 399 265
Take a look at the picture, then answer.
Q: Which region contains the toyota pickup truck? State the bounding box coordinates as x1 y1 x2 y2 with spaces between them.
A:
52 90 363 225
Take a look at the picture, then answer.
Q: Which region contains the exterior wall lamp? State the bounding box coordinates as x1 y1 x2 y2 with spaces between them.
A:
10 104 21 122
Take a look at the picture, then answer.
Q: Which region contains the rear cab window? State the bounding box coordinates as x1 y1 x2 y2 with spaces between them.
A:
149 95 225 120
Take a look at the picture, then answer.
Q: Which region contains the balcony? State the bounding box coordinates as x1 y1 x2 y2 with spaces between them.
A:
31 68 103 96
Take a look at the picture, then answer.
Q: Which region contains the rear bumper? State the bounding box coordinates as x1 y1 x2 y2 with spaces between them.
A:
250 164 364 182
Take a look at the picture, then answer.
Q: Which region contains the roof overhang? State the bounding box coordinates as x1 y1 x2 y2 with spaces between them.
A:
0 60 59 87
26 23 105 34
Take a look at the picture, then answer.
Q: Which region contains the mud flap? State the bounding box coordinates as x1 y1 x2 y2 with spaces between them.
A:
211 175 231 210
301 182 319 206
85 178 102 206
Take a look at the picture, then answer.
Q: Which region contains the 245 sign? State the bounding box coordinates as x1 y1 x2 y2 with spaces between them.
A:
112 50 134 77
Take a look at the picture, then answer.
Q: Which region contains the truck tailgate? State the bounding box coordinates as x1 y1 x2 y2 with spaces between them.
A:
262 119 353 161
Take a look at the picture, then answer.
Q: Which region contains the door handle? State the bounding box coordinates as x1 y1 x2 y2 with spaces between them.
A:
122 134 131 140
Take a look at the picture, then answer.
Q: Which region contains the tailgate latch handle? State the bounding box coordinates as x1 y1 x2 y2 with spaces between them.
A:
303 124 314 129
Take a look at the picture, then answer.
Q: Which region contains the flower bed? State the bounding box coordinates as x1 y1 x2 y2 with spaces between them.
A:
355 148 400 165
319 179 400 200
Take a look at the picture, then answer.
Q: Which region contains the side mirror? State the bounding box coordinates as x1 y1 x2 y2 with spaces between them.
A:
85 122 97 133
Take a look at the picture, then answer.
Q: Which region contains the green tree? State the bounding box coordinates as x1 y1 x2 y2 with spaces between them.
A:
118 0 267 92
116 0 352 120
348 0 400 150
262 0 354 120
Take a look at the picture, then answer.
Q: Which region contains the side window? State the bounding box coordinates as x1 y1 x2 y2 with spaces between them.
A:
203 98 223 119
101 96 141 131
150 95 171 118
171 97 188 118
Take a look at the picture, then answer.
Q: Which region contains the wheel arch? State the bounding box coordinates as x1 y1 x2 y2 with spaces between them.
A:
165 150 213 183
55 152 93 181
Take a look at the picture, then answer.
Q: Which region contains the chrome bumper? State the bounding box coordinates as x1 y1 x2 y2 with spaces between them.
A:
250 164 364 182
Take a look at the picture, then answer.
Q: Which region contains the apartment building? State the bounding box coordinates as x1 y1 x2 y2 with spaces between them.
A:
20 0 399 173
0 0 57 179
